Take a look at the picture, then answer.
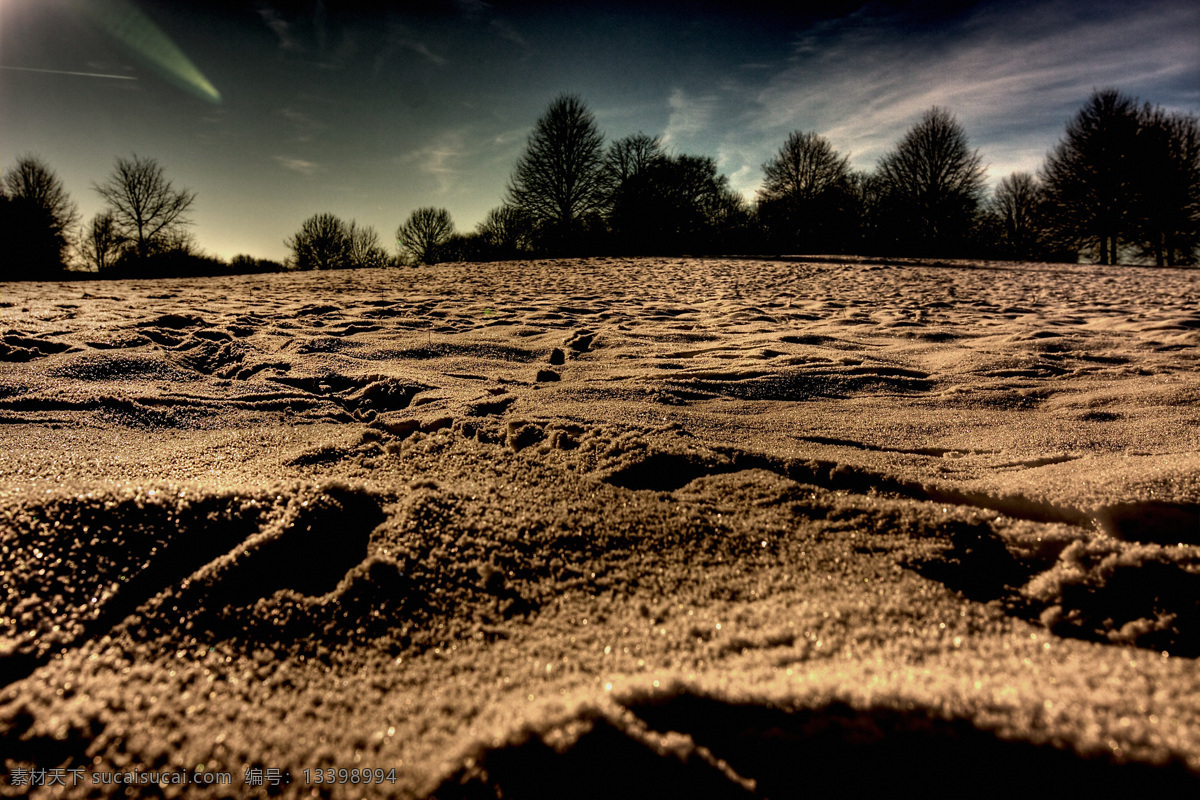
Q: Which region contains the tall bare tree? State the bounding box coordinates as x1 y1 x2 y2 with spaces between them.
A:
94 154 196 262
1039 90 1141 265
397 207 454 265
505 94 606 251
1131 105 1200 266
1040 90 1199 265
876 107 986 255
3 155 79 242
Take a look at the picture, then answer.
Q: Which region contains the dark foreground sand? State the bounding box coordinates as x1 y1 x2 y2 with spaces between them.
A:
1 256 1198 797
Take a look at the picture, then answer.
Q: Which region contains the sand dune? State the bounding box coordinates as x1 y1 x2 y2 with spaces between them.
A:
2 256 1198 796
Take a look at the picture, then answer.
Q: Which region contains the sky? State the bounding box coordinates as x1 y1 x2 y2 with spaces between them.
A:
1 0 1197 263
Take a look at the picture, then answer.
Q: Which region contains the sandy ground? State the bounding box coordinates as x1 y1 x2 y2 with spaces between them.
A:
1 256 1199 797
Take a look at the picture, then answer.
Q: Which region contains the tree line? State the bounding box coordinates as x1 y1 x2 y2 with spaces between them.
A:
4 87 1196 280
1 153 284 280
306 88 1200 268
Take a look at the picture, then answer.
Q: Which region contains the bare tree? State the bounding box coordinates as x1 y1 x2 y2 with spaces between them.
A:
1040 90 1200 266
759 131 850 204
2 155 79 274
3 155 79 242
1131 105 1200 266
80 211 122 272
989 172 1044 259
757 131 855 252
505 94 607 251
1039 90 1142 265
348 221 390 269
397 207 454 265
286 213 351 270
876 107 986 254
476 205 534 258
94 154 196 261
847 169 887 251
603 133 664 190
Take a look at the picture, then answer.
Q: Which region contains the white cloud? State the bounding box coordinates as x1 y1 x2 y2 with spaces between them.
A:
399 130 469 194
274 156 319 175
716 142 762 201
661 88 719 149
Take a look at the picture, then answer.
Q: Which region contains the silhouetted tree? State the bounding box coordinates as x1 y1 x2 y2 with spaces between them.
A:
0 194 60 279
1131 105 1200 266
229 254 285 274
847 170 886 253
348 221 391 269
876 107 986 255
94 154 196 264
709 187 758 254
987 172 1046 260
1 155 78 277
1041 90 1200 265
609 153 741 254
476 205 534 259
602 133 665 195
506 94 607 253
80 211 122 272
438 232 490 263
757 131 856 253
286 212 351 270
760 131 850 204
1040 90 1141 264
397 207 454 264
3 155 79 249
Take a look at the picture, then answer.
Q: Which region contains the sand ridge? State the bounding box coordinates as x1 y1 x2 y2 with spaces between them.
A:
1 257 1199 796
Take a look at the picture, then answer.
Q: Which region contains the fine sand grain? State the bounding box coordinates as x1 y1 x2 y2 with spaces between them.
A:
1 256 1199 797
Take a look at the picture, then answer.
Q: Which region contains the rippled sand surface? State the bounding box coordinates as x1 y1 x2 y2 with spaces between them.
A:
2 257 1199 796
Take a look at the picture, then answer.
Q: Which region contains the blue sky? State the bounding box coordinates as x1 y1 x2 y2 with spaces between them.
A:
2 0 1197 262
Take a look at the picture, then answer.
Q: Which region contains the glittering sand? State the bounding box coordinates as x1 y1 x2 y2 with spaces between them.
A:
2 256 1199 797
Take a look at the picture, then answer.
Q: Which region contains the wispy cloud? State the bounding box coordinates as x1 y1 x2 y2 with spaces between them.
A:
277 107 323 144
376 21 448 70
715 142 762 202
256 1 358 68
399 130 469 193
489 19 528 51
406 41 447 66
256 5 299 52
748 0 1200 183
491 126 530 148
661 88 719 149
274 155 319 175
